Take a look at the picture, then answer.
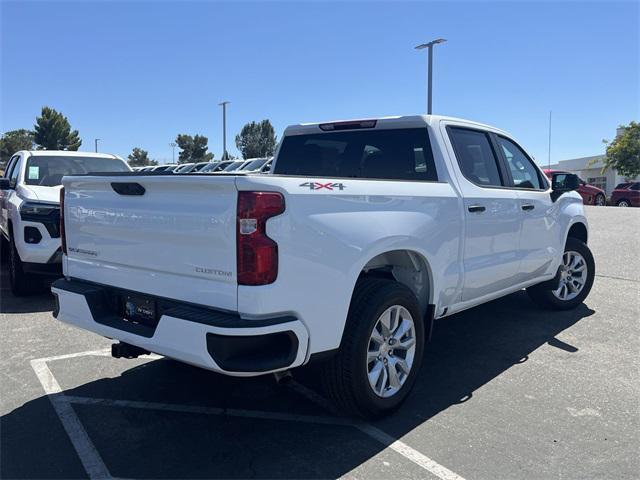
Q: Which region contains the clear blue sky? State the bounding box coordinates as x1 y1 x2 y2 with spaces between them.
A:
1 1 638 165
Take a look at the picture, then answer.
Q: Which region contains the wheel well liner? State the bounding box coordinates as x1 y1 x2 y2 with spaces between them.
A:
358 249 434 331
567 222 588 244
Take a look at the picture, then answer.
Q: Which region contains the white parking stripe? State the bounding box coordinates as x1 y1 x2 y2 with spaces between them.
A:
288 380 466 480
31 349 465 480
30 358 112 480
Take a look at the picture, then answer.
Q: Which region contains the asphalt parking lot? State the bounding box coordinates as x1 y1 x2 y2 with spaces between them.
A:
1 206 638 480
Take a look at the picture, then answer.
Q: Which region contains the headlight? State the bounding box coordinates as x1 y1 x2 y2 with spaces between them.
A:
19 202 59 218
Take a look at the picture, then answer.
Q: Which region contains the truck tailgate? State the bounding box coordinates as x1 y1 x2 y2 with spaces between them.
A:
62 175 238 311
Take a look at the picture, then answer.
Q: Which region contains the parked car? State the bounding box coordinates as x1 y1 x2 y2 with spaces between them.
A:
260 159 273 173
222 160 248 172
239 158 270 173
150 165 177 173
190 162 214 173
53 115 594 418
543 169 606 206
199 160 234 173
0 151 130 295
610 181 640 207
173 163 195 173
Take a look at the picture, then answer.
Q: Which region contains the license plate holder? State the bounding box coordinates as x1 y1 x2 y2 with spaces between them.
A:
123 294 157 326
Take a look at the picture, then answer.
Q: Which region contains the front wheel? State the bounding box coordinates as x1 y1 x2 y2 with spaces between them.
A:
595 194 606 206
320 278 425 419
8 234 33 296
527 237 595 310
617 199 630 207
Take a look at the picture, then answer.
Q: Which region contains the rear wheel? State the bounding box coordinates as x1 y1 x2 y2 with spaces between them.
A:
527 237 594 310
617 199 630 207
8 234 33 296
320 278 425 418
594 194 606 206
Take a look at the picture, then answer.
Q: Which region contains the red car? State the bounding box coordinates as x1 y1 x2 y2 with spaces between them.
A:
610 181 640 207
544 169 606 206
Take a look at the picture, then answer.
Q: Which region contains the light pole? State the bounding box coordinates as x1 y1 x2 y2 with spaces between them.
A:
547 111 552 170
94 138 100 152
218 101 230 160
415 38 447 114
169 142 177 163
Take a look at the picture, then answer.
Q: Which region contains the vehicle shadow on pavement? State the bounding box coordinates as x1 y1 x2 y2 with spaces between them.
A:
1 291 595 479
0 272 56 314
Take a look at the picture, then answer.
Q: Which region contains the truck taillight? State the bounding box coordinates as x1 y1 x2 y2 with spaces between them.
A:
237 191 285 285
60 187 67 255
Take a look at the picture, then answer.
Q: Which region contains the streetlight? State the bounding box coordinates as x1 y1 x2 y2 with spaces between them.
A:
415 38 447 114
169 142 177 164
94 138 100 152
218 101 230 160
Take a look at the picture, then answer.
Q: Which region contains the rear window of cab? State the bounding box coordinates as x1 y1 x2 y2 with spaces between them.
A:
274 128 438 182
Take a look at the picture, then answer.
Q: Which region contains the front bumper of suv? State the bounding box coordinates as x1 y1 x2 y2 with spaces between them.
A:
51 278 309 376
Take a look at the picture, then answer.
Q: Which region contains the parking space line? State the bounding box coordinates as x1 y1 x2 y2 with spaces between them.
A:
288 381 466 480
30 349 465 480
30 358 112 480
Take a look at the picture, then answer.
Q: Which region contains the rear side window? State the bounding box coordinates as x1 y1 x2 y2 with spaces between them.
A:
274 128 437 181
448 128 503 187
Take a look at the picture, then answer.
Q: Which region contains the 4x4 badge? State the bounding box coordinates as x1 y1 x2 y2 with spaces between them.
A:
299 182 346 191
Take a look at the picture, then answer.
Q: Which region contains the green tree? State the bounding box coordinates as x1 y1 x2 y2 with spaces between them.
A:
33 106 82 150
601 121 640 178
175 134 214 163
0 129 34 167
235 120 277 159
127 147 158 167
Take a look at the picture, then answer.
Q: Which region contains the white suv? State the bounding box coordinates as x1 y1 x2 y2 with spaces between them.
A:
0 150 130 295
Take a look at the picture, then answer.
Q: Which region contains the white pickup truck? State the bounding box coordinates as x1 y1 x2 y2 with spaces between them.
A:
0 151 130 295
52 115 594 418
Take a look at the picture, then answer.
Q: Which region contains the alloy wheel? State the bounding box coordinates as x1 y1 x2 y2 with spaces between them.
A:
552 251 588 301
366 305 417 398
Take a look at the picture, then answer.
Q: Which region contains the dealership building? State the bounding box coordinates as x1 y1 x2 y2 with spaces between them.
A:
548 128 638 196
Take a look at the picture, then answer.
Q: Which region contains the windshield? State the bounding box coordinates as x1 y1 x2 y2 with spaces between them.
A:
25 156 129 186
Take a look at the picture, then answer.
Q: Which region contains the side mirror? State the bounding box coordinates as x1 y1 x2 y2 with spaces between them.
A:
551 173 580 201
0 178 12 190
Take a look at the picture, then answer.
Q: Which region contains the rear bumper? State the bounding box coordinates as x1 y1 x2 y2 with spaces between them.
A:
51 278 309 376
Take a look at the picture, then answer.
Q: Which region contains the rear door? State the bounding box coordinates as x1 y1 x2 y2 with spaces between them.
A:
445 126 522 302
63 175 239 310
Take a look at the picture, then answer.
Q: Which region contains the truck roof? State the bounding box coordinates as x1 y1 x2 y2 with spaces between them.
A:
284 114 509 137
16 150 120 160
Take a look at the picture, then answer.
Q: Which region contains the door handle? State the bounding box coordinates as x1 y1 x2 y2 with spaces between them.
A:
521 204 535 211
468 205 486 213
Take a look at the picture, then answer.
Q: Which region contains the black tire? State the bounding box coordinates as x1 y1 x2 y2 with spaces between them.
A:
320 278 425 419
617 199 630 207
595 194 606 206
527 237 595 310
8 233 33 296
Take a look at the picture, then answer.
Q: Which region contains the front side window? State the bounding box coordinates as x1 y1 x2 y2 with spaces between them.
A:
448 128 503 187
4 156 19 179
24 156 129 186
274 128 437 181
497 136 543 190
630 182 640 191
9 157 21 185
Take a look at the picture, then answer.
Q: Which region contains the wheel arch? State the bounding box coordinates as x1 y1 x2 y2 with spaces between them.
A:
566 221 588 245
356 249 435 320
